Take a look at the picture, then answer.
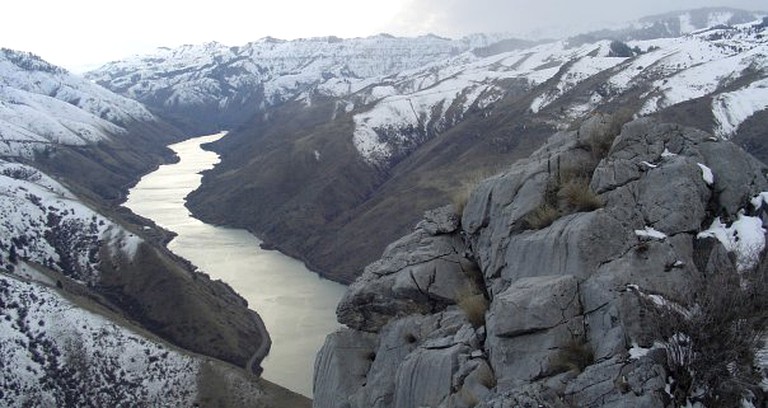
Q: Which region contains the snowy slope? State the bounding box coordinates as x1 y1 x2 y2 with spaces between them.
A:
0 49 156 157
0 160 141 285
351 19 768 165
0 273 200 407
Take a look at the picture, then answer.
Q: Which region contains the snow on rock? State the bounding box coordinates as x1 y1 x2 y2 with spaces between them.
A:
0 49 156 157
0 273 200 406
697 211 766 270
697 163 714 185
661 148 677 157
628 341 663 360
0 160 143 284
750 191 768 210
634 226 668 240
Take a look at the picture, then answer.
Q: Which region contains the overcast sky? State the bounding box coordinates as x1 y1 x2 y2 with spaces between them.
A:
2 0 765 72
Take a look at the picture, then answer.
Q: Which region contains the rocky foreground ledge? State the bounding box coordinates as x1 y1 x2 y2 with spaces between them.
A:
313 116 768 407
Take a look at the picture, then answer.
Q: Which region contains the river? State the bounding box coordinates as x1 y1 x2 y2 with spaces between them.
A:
124 132 347 397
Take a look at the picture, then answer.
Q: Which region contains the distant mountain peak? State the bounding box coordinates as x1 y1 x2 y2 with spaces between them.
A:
1 48 66 74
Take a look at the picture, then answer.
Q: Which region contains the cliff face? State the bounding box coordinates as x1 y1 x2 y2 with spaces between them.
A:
313 117 768 407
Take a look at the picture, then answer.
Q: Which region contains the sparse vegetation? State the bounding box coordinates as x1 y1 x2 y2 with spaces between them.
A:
638 258 768 407
558 177 603 212
551 338 594 374
456 283 489 328
524 112 634 230
524 204 560 230
450 185 472 216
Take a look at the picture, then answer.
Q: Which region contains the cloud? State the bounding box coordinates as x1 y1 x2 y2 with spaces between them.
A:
1 0 764 71
385 0 767 38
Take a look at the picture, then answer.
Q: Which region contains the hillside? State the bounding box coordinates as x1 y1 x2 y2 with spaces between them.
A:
0 50 303 405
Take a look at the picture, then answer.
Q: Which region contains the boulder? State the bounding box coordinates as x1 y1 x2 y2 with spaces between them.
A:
337 227 477 332
485 275 584 388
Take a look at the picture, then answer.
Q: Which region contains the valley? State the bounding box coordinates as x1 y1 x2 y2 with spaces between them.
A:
1 5 768 407
125 133 345 397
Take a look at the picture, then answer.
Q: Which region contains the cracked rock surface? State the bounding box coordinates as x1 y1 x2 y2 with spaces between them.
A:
313 117 768 408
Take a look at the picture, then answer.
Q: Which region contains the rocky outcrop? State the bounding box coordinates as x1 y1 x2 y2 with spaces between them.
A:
313 116 768 407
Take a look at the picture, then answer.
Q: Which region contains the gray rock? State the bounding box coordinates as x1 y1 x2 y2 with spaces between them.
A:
634 156 710 235
338 228 477 332
488 275 580 337
349 314 442 408
565 356 669 408
698 139 768 214
394 343 469 407
316 118 768 408
313 328 378 408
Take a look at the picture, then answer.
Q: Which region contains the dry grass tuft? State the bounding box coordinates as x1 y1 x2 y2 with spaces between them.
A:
450 185 472 216
558 178 603 212
550 339 594 374
456 284 489 328
524 204 560 230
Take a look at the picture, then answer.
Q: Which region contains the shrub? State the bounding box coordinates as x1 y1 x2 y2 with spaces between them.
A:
639 261 768 407
608 40 635 58
524 204 560 230
551 338 594 374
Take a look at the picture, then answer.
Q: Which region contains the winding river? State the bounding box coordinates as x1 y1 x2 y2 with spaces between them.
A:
125 133 346 397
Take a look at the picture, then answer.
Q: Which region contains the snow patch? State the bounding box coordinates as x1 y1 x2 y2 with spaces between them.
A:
661 148 677 158
697 211 766 270
750 191 768 210
635 226 667 240
697 163 714 185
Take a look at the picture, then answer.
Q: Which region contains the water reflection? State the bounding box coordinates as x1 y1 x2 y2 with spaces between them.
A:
125 133 346 397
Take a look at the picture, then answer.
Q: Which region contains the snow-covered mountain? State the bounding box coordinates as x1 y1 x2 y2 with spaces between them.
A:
351 18 768 166
85 34 504 133
0 49 158 158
